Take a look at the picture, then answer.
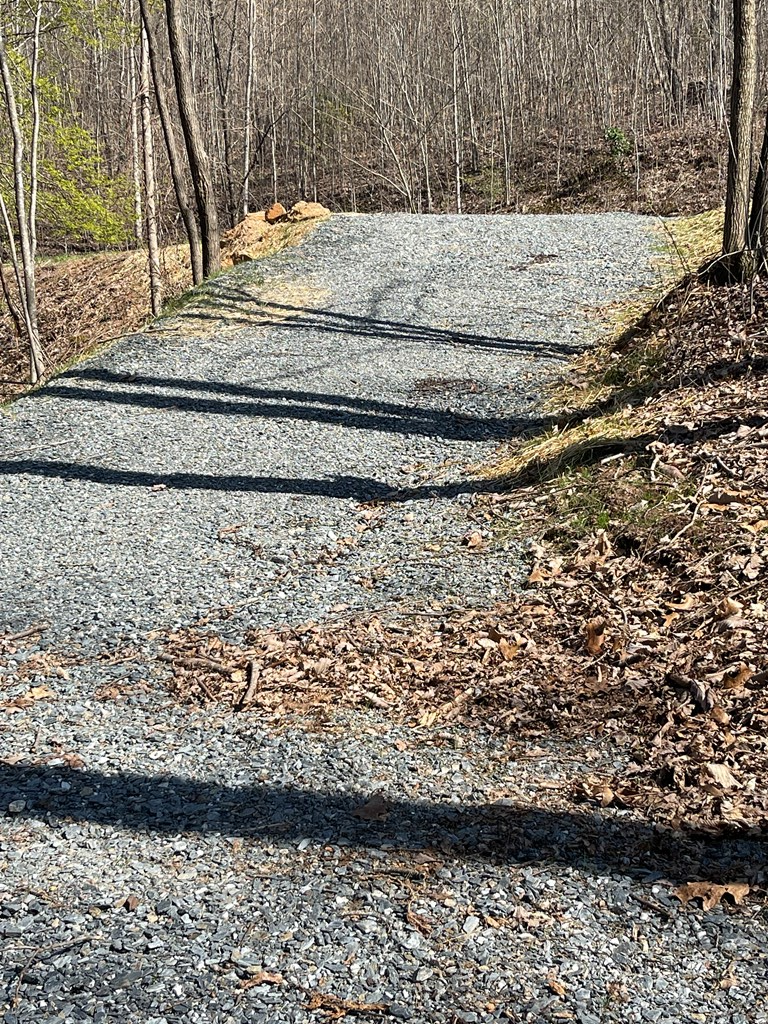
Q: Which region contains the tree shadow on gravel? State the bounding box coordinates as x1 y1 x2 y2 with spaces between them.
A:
39 370 537 442
1 763 763 887
0 415 756 501
169 286 582 358
0 458 498 500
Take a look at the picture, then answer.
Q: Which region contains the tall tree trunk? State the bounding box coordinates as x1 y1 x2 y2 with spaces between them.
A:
164 0 220 277
242 0 256 217
139 26 162 317
138 0 203 285
0 18 44 383
206 0 237 226
28 1 42 263
128 0 143 245
451 9 462 214
722 0 757 280
749 103 768 272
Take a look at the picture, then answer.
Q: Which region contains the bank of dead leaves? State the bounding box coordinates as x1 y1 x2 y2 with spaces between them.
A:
162 273 768 835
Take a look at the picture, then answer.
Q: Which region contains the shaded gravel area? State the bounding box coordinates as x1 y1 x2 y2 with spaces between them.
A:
1 686 767 1024
3 214 767 1024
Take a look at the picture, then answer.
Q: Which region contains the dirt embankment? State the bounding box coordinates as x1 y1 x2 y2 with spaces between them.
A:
0 201 329 405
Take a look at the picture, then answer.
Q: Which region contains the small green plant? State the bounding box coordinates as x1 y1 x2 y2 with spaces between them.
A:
604 126 633 160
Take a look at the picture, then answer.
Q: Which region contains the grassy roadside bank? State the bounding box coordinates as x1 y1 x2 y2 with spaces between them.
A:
479 208 768 832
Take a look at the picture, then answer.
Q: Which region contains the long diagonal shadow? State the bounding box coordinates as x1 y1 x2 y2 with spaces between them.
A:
170 287 582 358
1 763 763 886
0 459 482 500
2 414 751 499
65 367 543 429
39 380 527 442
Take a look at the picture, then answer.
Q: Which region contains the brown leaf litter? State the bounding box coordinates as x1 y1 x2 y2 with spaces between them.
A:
159 267 768 840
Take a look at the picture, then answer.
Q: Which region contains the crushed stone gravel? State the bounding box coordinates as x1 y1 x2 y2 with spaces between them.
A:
2 213 766 1024
2 212 656 648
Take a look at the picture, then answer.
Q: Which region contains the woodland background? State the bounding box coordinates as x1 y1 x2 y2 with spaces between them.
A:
0 0 756 257
1 0 765 393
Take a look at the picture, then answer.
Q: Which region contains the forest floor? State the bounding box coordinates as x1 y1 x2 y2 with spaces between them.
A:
1 212 767 1023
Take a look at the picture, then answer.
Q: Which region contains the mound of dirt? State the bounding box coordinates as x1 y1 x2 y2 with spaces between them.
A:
221 201 330 266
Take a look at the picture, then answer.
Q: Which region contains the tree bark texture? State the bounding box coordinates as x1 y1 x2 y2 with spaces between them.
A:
164 0 220 277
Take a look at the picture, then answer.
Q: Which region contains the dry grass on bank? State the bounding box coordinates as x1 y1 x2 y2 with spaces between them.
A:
0 211 327 405
0 246 192 404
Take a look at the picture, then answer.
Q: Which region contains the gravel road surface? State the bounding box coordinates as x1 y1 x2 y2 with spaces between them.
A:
2 213 655 646
2 214 766 1024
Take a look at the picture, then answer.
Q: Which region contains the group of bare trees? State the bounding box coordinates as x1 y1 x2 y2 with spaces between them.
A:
143 0 739 218
1 0 768 381
0 4 44 382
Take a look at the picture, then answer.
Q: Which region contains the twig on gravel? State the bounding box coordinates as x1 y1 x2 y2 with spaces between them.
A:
235 661 259 711
13 934 100 1007
157 652 236 675
30 726 43 753
4 441 72 459
1 623 49 643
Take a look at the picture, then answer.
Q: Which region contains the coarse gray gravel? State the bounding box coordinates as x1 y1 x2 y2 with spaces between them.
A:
1 212 657 648
2 213 767 1024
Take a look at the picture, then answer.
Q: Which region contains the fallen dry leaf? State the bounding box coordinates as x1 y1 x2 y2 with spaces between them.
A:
498 637 521 661
673 882 750 910
116 894 141 912
577 778 616 807
717 596 744 620
709 706 731 726
547 970 568 997
406 907 433 935
585 618 606 656
665 594 698 611
703 763 740 790
27 684 56 701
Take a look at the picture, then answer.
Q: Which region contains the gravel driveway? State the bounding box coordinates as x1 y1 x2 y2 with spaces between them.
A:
3 214 766 1024
1 213 655 646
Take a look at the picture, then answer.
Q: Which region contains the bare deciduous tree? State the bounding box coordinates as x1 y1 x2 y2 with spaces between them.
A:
0 7 44 383
164 0 220 277
722 0 757 278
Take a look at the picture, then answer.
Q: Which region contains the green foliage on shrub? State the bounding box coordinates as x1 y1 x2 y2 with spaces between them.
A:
0 14 133 252
604 126 633 160
39 125 132 247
